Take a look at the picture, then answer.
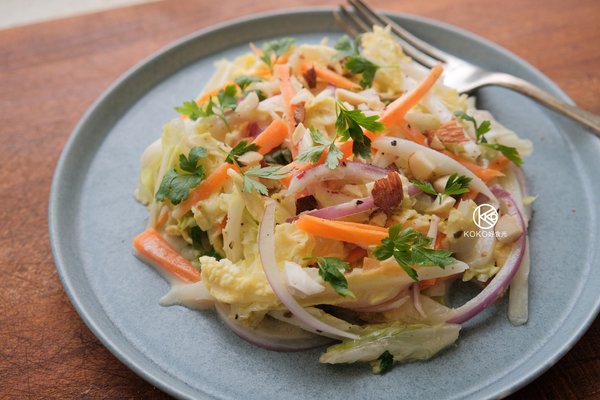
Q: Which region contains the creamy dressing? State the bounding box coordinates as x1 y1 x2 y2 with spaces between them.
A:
159 280 215 310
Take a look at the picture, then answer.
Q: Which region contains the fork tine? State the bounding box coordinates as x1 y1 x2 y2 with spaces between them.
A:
339 5 371 33
345 1 438 68
334 10 359 37
350 0 449 63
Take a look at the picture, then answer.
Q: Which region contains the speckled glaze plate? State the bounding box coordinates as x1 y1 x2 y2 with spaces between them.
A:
49 8 600 400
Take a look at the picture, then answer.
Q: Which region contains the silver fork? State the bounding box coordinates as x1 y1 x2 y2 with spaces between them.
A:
336 0 600 137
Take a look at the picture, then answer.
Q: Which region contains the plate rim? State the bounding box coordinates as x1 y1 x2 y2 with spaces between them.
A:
48 6 598 400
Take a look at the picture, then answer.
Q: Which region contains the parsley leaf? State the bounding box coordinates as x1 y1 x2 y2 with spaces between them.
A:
225 140 259 165
179 146 208 173
217 84 238 111
175 100 205 120
336 102 384 159
260 37 296 69
443 173 472 196
334 35 360 59
481 143 524 165
373 225 456 281
309 257 354 298
410 179 437 196
453 111 490 142
371 351 394 374
296 127 344 169
234 75 263 91
242 165 292 195
155 146 207 205
344 56 379 88
454 111 523 165
264 147 293 165
176 85 239 132
411 173 471 204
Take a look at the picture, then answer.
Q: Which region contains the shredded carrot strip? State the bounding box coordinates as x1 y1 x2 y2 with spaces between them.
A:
274 64 298 157
300 62 360 90
252 119 289 154
489 155 511 171
380 64 444 128
442 150 504 182
154 209 169 229
133 228 201 283
295 215 387 246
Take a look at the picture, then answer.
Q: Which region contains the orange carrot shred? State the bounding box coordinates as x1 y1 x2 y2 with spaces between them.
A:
133 228 201 283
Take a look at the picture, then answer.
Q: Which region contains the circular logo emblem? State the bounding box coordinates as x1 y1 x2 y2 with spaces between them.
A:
473 203 498 229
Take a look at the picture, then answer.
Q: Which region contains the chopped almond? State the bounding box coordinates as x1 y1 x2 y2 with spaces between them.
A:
432 121 470 143
371 171 404 214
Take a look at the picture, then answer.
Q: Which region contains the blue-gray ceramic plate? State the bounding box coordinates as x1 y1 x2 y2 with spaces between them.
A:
49 8 600 400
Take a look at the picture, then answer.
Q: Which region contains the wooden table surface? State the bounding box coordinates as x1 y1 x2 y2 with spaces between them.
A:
1 0 598 398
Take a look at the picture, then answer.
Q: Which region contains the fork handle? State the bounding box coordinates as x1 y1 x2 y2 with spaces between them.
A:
477 73 600 137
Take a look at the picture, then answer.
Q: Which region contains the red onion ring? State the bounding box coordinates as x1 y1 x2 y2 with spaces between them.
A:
512 165 532 223
447 186 527 324
215 303 332 351
287 161 388 196
259 201 359 340
287 196 376 223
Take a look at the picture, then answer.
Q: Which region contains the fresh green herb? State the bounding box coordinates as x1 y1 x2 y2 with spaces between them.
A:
179 146 208 173
411 173 472 204
481 143 524 165
234 76 266 100
453 111 491 142
344 56 379 89
308 257 355 298
333 35 379 88
296 127 344 169
190 226 222 260
176 85 238 132
410 179 437 196
336 101 384 159
263 146 293 165
371 351 394 374
260 37 296 69
216 84 238 112
156 146 207 205
242 165 292 195
333 35 360 59
454 111 523 165
234 75 263 91
373 225 456 281
443 173 472 196
174 100 204 120
225 140 259 165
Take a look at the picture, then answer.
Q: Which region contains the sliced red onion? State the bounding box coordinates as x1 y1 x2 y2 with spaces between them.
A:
447 186 527 324
259 201 359 340
406 183 423 197
215 303 332 351
287 161 388 196
287 196 376 223
512 165 532 223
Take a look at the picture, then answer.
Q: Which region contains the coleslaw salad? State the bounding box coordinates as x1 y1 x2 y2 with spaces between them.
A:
132 26 533 373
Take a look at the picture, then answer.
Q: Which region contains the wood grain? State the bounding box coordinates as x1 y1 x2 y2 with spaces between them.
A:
0 0 598 398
